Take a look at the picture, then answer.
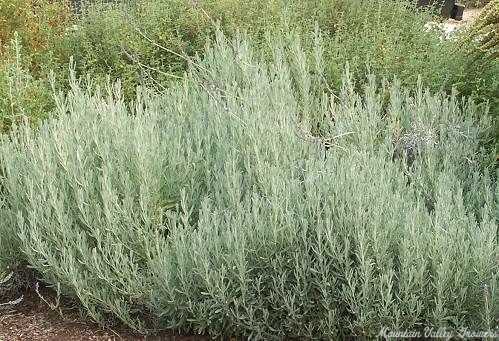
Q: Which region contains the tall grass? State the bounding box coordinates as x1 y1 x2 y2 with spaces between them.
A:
0 32 497 339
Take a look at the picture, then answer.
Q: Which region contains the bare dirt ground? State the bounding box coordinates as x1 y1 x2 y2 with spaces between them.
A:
0 284 210 341
444 7 483 29
425 7 483 36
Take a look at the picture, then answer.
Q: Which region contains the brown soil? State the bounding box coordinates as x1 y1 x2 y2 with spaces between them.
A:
0 284 211 341
444 7 483 27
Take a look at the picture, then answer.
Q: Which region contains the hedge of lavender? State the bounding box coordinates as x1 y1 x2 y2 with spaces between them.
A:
0 32 497 339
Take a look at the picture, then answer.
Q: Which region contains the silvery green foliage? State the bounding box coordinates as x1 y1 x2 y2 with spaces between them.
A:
0 31 497 339
0 73 179 328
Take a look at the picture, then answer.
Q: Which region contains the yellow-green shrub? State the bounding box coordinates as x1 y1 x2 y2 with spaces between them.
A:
0 0 71 55
0 0 71 133
0 35 54 133
463 0 499 60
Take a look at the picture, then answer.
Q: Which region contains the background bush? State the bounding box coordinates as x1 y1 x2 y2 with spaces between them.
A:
0 0 499 141
459 0 499 153
54 0 460 93
0 35 55 133
1 0 498 141
0 0 70 133
1 33 497 339
462 0 499 60
0 0 70 54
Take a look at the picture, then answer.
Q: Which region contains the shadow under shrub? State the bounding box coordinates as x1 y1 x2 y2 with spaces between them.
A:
0 32 497 339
